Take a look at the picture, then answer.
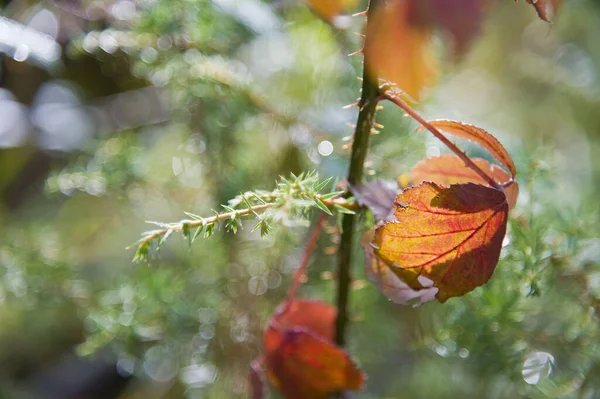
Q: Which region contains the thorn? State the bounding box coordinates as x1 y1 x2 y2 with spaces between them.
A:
352 8 368 17
348 48 364 57
376 105 384 111
324 246 338 255
373 122 384 129
356 77 363 82
342 143 352 150
342 101 359 109
354 32 366 39
342 135 353 142
370 128 380 135
345 122 356 129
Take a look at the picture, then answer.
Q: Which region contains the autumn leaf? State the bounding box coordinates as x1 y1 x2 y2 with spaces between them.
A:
304 0 358 27
418 120 517 177
412 155 519 210
261 299 365 399
362 230 438 306
265 329 365 399
372 182 508 302
364 0 438 100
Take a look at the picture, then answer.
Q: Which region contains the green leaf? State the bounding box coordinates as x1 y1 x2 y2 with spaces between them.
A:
333 204 355 215
157 229 174 249
321 191 344 200
184 212 204 221
314 177 332 193
192 225 204 242
313 198 333 215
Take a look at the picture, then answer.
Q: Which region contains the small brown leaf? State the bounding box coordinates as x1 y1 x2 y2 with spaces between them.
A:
418 120 517 178
517 0 562 22
373 182 508 302
412 155 519 210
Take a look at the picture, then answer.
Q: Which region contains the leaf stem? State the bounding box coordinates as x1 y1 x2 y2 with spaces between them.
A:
383 89 502 190
287 213 327 302
335 2 380 348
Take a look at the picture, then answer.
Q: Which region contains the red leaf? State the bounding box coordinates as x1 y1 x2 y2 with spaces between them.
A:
262 299 365 398
372 182 508 302
264 299 336 354
265 329 365 399
412 155 519 210
418 120 517 178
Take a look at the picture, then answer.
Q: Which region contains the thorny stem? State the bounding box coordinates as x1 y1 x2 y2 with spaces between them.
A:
287 213 327 302
383 89 502 190
335 2 380 348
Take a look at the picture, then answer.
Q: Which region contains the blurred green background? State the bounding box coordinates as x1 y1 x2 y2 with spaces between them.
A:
0 0 600 398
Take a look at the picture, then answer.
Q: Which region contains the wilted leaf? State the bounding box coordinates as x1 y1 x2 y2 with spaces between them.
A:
263 299 364 399
372 182 508 302
418 120 517 177
350 179 399 222
412 155 519 210
517 0 562 22
365 0 438 100
362 230 438 306
265 329 365 399
305 0 358 27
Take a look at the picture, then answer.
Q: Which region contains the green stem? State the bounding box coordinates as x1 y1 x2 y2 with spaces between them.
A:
334 1 380 347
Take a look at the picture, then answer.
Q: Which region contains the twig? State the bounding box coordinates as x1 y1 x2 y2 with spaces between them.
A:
287 213 328 302
335 1 381 348
383 89 501 189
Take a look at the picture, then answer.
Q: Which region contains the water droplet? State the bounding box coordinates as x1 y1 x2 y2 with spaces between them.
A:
522 351 554 385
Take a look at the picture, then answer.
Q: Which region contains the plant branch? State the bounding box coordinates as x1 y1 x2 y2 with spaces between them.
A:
383 89 502 190
287 213 328 302
335 2 381 348
133 193 358 261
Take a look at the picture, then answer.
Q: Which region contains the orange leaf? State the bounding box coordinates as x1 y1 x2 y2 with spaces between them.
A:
418 120 517 178
412 155 519 210
262 299 364 399
362 230 438 307
304 0 358 26
372 182 508 302
364 0 438 100
265 329 365 399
